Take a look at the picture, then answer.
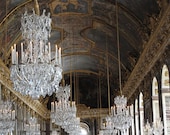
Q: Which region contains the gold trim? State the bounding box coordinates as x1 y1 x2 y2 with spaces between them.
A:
0 0 32 27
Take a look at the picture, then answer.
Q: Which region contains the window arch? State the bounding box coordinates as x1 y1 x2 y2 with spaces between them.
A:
80 122 89 135
162 64 170 89
152 77 160 122
152 77 159 96
130 104 135 135
161 64 170 135
135 99 139 135
139 92 144 135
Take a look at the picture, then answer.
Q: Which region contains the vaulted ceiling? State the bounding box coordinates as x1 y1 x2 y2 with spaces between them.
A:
0 0 163 108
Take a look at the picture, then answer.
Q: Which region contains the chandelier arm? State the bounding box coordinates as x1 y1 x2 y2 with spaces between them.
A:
15 70 24 82
21 69 34 85
19 68 30 83
14 66 30 84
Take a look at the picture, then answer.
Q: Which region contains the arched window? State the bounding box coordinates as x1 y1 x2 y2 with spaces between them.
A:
139 92 144 135
80 128 88 135
135 99 139 135
161 64 170 135
130 104 135 135
162 65 170 89
80 122 89 135
152 77 160 122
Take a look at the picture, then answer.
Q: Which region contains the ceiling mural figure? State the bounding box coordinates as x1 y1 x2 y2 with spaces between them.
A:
50 0 90 14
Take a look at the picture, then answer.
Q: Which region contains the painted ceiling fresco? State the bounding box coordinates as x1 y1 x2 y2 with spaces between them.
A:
0 0 161 108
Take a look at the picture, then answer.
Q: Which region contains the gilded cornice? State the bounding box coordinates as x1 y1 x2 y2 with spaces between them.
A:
122 5 170 99
77 105 109 118
77 108 109 118
0 59 50 119
0 0 32 27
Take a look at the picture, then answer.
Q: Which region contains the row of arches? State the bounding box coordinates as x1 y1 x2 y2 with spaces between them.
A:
131 64 170 135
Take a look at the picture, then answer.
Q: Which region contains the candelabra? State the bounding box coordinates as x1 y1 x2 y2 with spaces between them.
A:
111 95 132 134
24 117 40 135
10 9 62 99
0 100 15 134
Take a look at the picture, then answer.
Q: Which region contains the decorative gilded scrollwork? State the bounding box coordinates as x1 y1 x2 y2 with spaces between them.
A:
122 5 170 99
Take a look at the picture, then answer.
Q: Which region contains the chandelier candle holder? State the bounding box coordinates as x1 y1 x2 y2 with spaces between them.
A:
111 95 132 134
10 9 62 99
0 100 15 134
24 117 40 135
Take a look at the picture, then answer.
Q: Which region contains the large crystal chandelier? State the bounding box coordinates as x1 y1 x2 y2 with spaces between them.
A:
51 85 77 126
10 9 62 99
51 84 80 134
110 0 133 133
99 0 132 134
24 117 40 135
0 100 15 134
111 96 132 133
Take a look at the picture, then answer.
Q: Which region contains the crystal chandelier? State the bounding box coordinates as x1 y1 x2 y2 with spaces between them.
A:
24 117 40 135
51 85 77 127
152 118 164 135
110 0 133 133
64 117 81 135
99 116 118 135
143 118 164 135
143 120 153 135
50 84 81 134
10 9 62 99
0 100 15 134
111 95 132 133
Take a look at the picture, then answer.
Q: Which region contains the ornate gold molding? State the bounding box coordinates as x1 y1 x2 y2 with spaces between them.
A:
77 104 109 118
0 0 32 27
0 59 50 119
122 5 170 99
77 108 109 118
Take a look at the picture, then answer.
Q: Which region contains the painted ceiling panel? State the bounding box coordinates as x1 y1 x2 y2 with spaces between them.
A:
119 0 160 21
0 0 161 108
